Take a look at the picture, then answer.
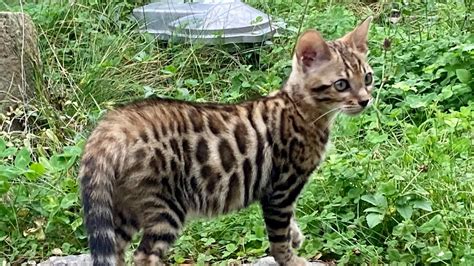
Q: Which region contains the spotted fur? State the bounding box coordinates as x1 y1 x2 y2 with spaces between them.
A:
79 17 374 266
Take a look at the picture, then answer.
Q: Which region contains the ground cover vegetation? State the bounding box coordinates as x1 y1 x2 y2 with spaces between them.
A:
0 0 472 264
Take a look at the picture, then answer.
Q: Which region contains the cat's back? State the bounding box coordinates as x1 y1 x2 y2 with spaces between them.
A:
99 97 247 137
81 96 261 176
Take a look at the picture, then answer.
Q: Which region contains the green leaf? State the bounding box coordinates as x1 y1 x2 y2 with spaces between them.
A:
184 78 199 87
25 163 46 181
62 146 82 157
347 187 364 200
29 163 46 176
413 199 432 212
427 246 453 263
379 181 397 196
406 95 427 109
50 154 77 171
361 194 377 206
0 175 11 195
202 237 215 246
437 86 454 101
161 65 177 75
197 253 214 263
173 254 186 264
418 214 446 234
254 225 265 238
225 243 237 253
393 220 416 237
0 166 22 178
392 82 417 92
456 69 471 84
304 238 323 254
387 248 401 261
374 193 388 208
60 193 77 209
363 207 385 214
396 205 413 220
366 131 388 144
366 213 384 228
0 147 17 158
71 217 83 231
242 81 251 88
14 148 31 169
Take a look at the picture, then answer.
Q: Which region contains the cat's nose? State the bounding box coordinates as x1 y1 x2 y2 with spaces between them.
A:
358 99 370 107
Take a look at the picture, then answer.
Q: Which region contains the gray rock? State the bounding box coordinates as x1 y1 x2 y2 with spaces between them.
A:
0 12 41 131
38 254 92 266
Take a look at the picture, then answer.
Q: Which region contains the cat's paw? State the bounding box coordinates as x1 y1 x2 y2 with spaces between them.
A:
285 256 308 266
290 220 305 249
134 251 166 266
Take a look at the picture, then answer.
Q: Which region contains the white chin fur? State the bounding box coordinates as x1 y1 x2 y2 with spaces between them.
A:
341 107 365 115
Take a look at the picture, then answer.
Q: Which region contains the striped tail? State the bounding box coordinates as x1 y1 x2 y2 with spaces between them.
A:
80 156 116 266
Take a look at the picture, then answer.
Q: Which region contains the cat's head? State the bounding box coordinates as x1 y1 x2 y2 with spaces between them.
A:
287 17 374 116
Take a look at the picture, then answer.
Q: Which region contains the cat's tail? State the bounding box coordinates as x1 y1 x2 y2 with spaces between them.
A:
79 153 116 266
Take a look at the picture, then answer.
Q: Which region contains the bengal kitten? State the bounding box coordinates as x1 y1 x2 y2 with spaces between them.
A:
79 17 374 266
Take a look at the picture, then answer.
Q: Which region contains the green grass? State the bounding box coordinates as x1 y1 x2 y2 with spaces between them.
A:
0 0 473 264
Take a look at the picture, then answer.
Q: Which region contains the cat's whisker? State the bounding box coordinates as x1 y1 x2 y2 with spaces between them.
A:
310 107 341 125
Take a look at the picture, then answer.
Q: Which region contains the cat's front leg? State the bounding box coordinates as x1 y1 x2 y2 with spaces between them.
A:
290 216 305 249
261 201 307 266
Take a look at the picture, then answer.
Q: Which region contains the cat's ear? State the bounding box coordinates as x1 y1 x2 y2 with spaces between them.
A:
340 16 373 54
295 30 331 72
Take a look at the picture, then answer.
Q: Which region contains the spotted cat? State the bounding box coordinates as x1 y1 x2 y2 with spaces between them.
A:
79 17 374 266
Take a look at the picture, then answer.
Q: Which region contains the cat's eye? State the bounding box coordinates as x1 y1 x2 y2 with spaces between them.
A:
334 79 349 91
364 73 373 86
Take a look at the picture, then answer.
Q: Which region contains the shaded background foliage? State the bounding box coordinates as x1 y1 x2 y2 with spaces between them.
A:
0 0 472 264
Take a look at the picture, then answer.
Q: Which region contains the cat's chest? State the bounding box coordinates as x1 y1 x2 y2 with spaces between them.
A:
273 125 330 177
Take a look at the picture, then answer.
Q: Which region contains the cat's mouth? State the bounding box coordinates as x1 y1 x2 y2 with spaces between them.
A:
341 106 366 115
